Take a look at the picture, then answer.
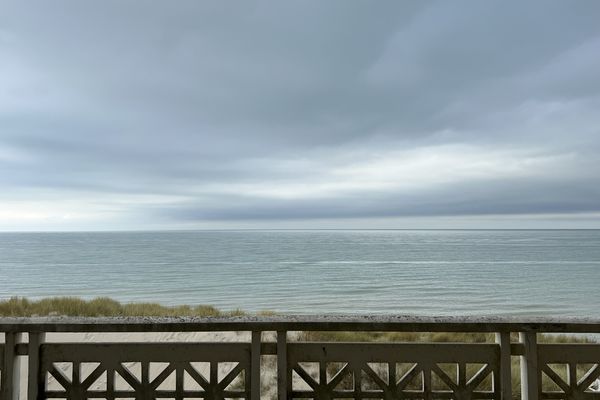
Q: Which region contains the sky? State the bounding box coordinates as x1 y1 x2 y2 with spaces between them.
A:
1 1 600 231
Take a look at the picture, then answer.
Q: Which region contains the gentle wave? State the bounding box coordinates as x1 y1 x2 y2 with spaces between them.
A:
3 260 600 266
1 229 600 316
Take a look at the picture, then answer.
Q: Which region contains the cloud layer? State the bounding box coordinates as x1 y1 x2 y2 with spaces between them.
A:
1 1 600 230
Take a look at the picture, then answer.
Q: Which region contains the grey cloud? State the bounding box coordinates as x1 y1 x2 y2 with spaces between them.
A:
1 0 600 229
159 177 600 222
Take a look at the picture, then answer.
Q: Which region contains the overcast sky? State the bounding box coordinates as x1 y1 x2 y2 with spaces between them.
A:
1 1 600 231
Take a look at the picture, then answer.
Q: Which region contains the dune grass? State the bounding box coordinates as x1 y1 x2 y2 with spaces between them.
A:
2 296 593 346
0 296 245 317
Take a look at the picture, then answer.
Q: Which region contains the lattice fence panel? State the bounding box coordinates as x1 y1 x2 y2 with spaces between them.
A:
539 344 600 400
287 342 501 400
39 342 251 400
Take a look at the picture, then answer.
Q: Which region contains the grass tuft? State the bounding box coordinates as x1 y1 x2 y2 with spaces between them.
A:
0 296 243 317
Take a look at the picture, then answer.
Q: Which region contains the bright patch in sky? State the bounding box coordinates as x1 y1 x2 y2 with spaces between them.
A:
1 1 600 230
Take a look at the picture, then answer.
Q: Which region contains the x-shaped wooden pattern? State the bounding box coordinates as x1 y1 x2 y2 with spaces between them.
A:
39 342 251 400
287 342 501 400
539 344 600 400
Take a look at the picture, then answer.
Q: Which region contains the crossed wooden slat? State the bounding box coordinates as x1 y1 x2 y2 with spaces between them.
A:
430 363 495 399
292 361 494 400
46 360 246 400
184 361 246 398
542 363 600 400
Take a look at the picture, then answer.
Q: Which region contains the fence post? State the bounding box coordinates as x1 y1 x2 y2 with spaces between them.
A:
495 332 512 400
251 331 261 400
2 332 22 400
277 331 288 400
519 332 539 400
27 332 45 400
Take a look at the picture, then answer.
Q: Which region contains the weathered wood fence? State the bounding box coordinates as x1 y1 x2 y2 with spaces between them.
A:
1 316 600 400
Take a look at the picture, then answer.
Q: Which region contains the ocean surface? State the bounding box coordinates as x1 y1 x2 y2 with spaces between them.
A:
1 230 599 317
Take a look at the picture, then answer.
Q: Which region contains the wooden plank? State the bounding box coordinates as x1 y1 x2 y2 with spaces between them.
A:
277 331 288 400
496 332 512 400
106 363 115 400
520 332 539 400
3 315 600 333
261 342 277 355
288 342 499 364
537 344 600 364
28 332 46 400
2 333 22 400
251 331 261 400
511 343 525 356
41 342 250 362
423 366 432 400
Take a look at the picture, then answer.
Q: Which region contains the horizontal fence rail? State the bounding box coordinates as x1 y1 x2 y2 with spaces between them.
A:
2 316 600 400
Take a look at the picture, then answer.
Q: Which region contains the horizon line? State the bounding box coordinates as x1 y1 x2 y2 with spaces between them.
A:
1 228 600 234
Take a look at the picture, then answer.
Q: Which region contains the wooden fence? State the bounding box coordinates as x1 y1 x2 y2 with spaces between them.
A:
1 316 600 400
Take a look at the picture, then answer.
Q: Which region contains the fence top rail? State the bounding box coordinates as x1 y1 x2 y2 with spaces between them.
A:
1 315 600 333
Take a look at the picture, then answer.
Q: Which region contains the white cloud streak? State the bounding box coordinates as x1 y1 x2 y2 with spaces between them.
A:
1 1 600 229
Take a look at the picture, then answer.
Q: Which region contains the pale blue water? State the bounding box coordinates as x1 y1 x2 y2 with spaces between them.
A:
1 230 599 316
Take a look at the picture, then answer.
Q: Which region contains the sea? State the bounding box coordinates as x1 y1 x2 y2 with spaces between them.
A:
1 230 599 317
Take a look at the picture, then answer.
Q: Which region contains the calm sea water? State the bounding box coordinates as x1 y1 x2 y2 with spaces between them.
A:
1 230 599 317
